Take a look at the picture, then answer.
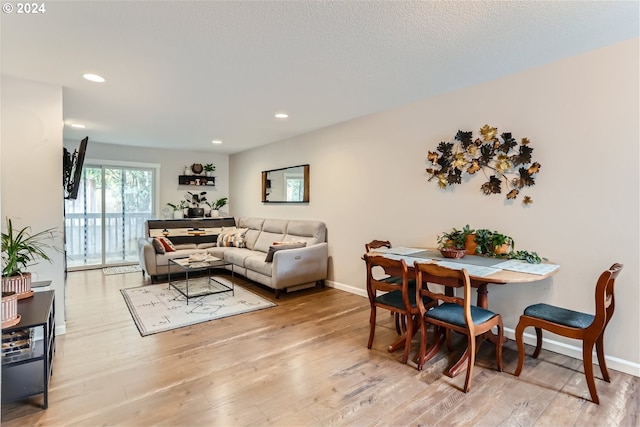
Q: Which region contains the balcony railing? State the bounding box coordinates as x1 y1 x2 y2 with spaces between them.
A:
65 212 152 268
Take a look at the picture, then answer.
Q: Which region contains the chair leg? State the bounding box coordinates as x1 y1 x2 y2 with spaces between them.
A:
583 338 600 404
596 332 610 382
463 333 476 393
532 327 543 358
514 319 527 377
495 323 503 372
417 317 428 371
367 307 377 349
401 314 413 364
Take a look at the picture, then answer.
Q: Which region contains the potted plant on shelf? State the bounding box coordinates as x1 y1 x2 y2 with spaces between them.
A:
186 191 207 217
208 197 228 218
167 200 189 219
2 217 57 300
204 164 215 177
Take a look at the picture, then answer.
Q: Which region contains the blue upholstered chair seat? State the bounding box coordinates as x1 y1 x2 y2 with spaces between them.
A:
426 303 497 328
524 303 594 329
375 281 430 310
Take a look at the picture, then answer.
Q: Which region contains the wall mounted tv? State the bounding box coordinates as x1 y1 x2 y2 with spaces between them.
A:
63 136 88 200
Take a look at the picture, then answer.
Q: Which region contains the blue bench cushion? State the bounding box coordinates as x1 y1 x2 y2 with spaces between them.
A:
425 303 497 327
524 303 594 329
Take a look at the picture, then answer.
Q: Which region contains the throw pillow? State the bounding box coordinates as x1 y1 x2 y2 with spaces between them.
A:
217 226 238 247
232 228 249 248
152 238 166 254
265 242 307 263
157 236 176 252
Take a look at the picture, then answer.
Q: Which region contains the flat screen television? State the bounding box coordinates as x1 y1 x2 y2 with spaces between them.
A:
63 136 88 200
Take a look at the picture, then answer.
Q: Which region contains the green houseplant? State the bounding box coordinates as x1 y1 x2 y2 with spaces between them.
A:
2 217 57 298
186 191 207 217
167 200 188 219
204 164 215 177
437 225 475 258
208 197 228 218
474 229 514 255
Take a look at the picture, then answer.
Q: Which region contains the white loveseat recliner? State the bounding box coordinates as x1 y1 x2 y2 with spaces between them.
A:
138 217 328 298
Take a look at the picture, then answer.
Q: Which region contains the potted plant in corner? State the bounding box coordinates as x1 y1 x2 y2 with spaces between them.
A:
208 197 228 218
2 217 57 300
186 191 207 218
167 200 189 219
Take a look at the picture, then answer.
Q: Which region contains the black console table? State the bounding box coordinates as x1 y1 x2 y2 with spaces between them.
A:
2 290 55 409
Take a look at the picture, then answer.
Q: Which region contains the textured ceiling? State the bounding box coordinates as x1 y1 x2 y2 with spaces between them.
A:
1 1 638 154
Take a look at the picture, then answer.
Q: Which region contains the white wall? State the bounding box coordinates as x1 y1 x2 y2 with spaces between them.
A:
230 38 639 375
72 141 230 218
1 76 66 333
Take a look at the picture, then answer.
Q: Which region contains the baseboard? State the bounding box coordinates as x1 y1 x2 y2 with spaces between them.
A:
506 327 640 377
327 280 640 378
326 280 367 298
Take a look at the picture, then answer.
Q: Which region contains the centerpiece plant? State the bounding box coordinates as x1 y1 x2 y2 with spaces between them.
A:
438 224 544 263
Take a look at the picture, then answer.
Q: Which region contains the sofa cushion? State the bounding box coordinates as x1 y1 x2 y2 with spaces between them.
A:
152 238 166 254
244 254 274 276
237 218 265 250
156 248 207 265
254 231 286 253
284 220 326 245
173 243 197 250
265 242 307 262
156 236 176 252
223 248 258 268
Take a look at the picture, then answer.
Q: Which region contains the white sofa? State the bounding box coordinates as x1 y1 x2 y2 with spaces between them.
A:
138 217 328 298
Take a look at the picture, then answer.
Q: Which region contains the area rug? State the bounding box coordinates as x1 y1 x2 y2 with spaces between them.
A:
121 278 276 336
103 265 142 275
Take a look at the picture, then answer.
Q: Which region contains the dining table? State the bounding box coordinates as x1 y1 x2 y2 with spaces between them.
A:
366 247 560 377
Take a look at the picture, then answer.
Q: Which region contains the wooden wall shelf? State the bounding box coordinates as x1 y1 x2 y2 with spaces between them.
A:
178 175 215 186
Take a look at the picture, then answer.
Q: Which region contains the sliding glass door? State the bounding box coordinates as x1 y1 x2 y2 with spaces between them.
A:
65 164 155 269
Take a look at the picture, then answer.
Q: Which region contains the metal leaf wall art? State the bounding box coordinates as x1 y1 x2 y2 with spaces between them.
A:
425 125 540 205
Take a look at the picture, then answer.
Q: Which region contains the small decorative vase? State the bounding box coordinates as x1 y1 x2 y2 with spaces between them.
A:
173 210 183 219
211 210 220 218
184 166 191 175
205 171 213 177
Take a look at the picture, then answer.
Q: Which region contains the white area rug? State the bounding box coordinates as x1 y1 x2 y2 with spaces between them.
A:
103 265 142 275
121 278 276 336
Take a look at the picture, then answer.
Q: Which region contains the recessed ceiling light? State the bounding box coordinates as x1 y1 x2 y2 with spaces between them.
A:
82 73 105 83
274 113 288 119
211 139 222 144
70 123 86 129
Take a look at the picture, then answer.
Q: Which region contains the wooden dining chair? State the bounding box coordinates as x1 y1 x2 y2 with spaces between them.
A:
364 240 406 334
365 239 392 253
414 262 503 393
514 263 623 404
364 254 435 364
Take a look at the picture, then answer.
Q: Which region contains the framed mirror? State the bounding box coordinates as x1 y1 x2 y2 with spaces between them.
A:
262 164 309 203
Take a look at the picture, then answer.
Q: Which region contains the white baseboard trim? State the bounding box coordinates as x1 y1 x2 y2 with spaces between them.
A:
326 280 640 378
55 323 66 336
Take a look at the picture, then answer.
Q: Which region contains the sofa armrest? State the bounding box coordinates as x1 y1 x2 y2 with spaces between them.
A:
138 238 157 276
272 242 328 289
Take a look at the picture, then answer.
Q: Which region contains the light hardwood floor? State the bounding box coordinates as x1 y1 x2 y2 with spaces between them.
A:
2 269 638 426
